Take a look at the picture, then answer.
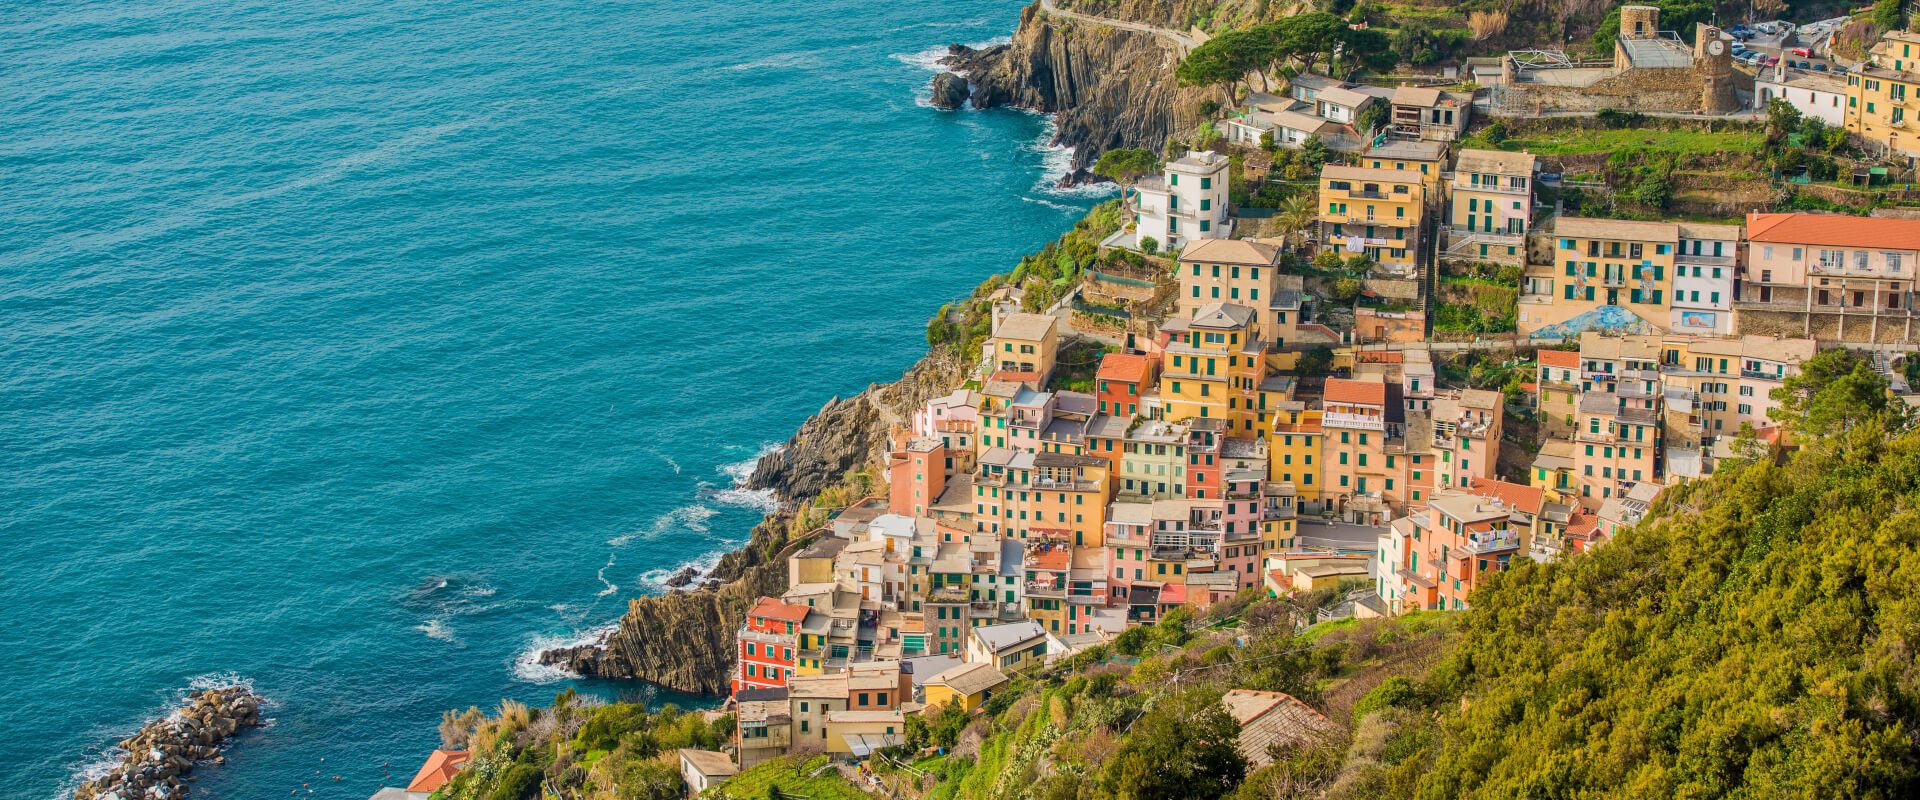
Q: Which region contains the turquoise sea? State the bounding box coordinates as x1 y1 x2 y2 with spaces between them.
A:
0 1 1102 796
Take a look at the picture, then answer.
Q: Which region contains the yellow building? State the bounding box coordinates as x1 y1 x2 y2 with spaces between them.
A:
1845 30 1920 161
1317 165 1427 275
987 310 1059 381
1176 239 1295 341
1267 403 1323 505
823 709 905 755
1362 139 1448 190
1157 303 1265 432
1520 217 1679 336
921 662 1009 712
1029 453 1110 549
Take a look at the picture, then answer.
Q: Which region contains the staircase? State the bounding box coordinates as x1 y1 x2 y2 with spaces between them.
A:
1418 213 1438 337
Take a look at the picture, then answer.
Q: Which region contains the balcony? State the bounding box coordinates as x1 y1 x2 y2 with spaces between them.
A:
1323 411 1386 430
1033 477 1100 492
1166 206 1196 220
1575 430 1617 445
1262 503 1297 521
1461 530 1521 555
1025 581 1065 598
926 585 969 603
1010 414 1045 430
1674 252 1736 266
1740 369 1785 381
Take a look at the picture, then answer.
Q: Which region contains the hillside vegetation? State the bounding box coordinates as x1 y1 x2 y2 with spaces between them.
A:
432 359 1920 800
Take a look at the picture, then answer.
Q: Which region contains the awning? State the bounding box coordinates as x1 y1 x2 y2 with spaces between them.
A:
845 733 905 757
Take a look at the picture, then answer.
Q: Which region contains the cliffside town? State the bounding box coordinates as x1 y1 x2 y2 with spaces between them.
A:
413 5 1920 800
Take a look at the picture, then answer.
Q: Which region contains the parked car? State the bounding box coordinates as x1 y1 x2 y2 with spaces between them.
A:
1814 63 1830 72
1764 55 1780 66
1792 46 1812 57
1834 64 1850 74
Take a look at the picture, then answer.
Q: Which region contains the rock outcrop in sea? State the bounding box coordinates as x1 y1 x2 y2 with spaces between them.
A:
929 73 971 109
74 685 262 800
540 350 965 694
946 1 1211 183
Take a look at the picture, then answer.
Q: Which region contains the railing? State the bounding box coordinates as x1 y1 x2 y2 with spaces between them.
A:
1262 505 1297 520
1575 430 1617 445
1462 532 1521 554
1323 411 1385 429
1033 477 1099 491
1674 252 1736 266
1741 368 1784 380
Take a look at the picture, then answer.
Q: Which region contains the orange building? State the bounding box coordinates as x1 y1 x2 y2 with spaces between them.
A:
1095 353 1157 419
735 597 811 696
887 435 947 517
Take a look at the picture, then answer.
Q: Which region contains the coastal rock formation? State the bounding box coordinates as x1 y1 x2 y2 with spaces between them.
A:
542 349 966 693
947 2 1210 180
929 73 970 109
74 685 262 800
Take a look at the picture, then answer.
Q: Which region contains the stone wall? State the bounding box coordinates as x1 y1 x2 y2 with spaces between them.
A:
1505 64 1754 113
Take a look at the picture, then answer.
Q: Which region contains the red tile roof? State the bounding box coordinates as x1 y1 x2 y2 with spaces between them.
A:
1746 212 1920 250
1323 378 1387 406
749 597 811 623
1097 353 1155 383
405 750 470 793
1468 479 1545 514
1537 348 1580 368
1158 583 1188 604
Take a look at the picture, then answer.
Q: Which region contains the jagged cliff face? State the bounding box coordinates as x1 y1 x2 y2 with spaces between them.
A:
954 3 1212 181
541 349 965 694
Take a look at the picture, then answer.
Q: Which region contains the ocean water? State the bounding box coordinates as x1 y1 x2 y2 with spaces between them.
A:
0 1 1104 797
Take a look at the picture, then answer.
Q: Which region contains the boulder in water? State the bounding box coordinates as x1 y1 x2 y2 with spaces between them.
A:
929 73 970 109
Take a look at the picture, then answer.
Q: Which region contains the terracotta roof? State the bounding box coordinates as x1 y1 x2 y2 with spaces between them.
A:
1180 238 1281 265
1158 583 1188 604
1468 479 1545 514
1324 378 1387 406
1097 353 1155 383
1221 690 1337 768
1536 348 1580 368
1746 212 1920 250
1390 86 1442 107
995 312 1057 341
405 750 470 793
749 597 811 623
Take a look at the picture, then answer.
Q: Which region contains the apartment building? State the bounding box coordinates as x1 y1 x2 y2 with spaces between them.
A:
886 435 946 517
1739 212 1920 343
1157 303 1264 428
1318 165 1428 276
1431 390 1503 491
734 597 810 696
1380 491 1520 612
1176 238 1300 343
1536 348 1581 439
1095 353 1156 418
1319 377 1400 525
1521 217 1680 336
1445 148 1536 265
1268 404 1323 506
1132 151 1232 250
1843 30 1920 161
1670 223 1740 335
1572 390 1661 509
987 310 1059 381
1118 419 1188 499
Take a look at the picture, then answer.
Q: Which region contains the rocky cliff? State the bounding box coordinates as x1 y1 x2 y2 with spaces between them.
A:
540 349 966 694
950 2 1212 183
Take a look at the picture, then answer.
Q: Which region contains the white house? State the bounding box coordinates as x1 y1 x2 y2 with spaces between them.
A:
1756 63 1846 127
1670 223 1740 335
1131 151 1231 251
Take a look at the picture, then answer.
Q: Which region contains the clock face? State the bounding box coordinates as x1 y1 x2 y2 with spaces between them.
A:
1708 40 1725 56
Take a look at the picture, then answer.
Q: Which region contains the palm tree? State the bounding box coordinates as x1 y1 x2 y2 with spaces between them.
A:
1277 192 1318 248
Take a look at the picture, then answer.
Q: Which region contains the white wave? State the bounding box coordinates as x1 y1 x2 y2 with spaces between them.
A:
637 550 728 594
512 622 618 684
595 554 618 597
710 486 779 512
462 584 496 597
891 37 1010 74
650 504 717 537
1025 120 1119 198
415 618 456 642
1022 196 1079 212
663 454 681 474
718 442 781 485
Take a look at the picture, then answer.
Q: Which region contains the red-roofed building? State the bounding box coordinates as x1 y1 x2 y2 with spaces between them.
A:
734 598 810 697
1095 353 1157 419
1742 212 1920 343
404 750 470 795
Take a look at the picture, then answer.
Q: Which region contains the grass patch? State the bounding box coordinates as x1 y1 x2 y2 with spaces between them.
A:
1304 617 1362 642
720 755 870 800
1465 126 1762 156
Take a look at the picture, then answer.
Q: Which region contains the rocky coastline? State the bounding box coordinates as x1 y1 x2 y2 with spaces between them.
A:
74 685 262 800
943 1 1208 184
538 350 965 694
536 0 1185 696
